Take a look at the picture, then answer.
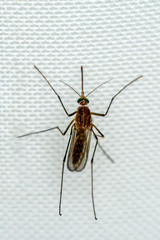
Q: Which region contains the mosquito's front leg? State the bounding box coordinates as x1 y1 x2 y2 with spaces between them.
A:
18 119 75 138
34 65 76 117
91 75 143 117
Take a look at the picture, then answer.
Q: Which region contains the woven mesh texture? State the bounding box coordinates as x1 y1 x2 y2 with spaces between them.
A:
0 1 160 240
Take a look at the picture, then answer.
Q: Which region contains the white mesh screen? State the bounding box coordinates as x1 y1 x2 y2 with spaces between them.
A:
1 1 160 240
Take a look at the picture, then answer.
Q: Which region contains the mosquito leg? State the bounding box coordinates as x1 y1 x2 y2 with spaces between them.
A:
92 125 114 163
98 141 115 163
92 124 104 138
18 119 74 138
91 75 143 117
91 129 99 220
34 65 76 117
59 124 74 216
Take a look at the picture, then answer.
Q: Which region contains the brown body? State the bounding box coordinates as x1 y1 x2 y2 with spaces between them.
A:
67 106 92 171
75 106 92 131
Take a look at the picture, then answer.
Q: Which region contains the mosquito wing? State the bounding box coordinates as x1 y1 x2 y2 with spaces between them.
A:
67 128 92 171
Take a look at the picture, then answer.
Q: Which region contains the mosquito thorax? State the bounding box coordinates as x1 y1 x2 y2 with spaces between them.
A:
77 97 89 105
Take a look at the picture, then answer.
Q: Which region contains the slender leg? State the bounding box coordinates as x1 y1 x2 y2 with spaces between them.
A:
92 124 104 138
92 124 114 163
98 141 115 163
18 119 74 138
34 65 76 117
59 124 74 216
91 75 143 117
91 129 99 220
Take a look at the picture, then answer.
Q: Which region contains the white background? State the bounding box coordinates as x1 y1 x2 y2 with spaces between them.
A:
0 1 160 240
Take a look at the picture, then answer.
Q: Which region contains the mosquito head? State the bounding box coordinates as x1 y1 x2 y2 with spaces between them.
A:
77 96 89 105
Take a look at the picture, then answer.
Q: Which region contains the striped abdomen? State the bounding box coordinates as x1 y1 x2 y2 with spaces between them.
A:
67 128 91 171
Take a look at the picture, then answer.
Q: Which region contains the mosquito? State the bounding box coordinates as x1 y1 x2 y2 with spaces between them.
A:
18 65 143 220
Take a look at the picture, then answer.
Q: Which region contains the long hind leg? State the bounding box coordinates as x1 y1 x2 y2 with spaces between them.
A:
90 129 99 220
59 124 74 216
92 124 114 163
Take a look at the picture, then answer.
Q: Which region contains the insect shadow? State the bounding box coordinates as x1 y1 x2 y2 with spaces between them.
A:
18 65 142 220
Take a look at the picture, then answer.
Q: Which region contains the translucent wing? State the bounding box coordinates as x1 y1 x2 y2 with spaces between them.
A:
67 128 91 171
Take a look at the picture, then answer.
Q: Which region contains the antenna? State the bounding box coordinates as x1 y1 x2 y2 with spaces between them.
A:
60 80 80 96
86 79 112 97
81 66 84 96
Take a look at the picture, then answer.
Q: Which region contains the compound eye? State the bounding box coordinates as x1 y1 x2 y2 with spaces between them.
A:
85 98 89 103
77 98 82 103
